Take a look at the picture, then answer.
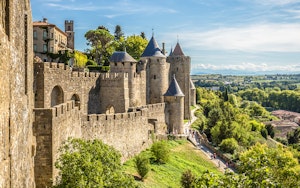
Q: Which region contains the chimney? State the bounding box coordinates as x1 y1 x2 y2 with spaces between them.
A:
162 42 166 55
43 18 48 23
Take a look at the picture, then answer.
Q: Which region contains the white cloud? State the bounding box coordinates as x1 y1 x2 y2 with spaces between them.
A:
192 62 300 72
255 0 300 5
165 23 300 53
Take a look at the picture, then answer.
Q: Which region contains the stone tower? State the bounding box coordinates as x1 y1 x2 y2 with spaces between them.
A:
168 42 191 119
0 0 35 187
65 20 74 49
164 75 185 134
141 36 169 104
109 51 141 107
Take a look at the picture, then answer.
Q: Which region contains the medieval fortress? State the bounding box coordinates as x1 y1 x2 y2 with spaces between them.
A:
0 1 195 187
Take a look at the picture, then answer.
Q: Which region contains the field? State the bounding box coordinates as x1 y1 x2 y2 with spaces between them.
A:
123 140 222 188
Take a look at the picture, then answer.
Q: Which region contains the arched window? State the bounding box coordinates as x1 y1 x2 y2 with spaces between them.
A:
105 105 115 114
71 94 80 109
51 85 64 107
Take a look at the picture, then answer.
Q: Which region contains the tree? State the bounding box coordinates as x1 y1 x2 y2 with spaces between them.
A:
287 127 300 144
114 25 124 40
140 32 146 39
219 138 238 154
134 153 150 180
181 170 195 188
125 35 148 60
85 28 114 65
150 141 170 164
239 143 300 187
74 50 88 68
53 138 137 188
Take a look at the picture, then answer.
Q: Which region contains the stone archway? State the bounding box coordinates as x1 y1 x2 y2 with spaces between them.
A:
71 94 80 109
51 85 64 107
105 105 115 115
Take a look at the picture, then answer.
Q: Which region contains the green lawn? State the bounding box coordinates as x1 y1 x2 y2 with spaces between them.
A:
123 140 222 188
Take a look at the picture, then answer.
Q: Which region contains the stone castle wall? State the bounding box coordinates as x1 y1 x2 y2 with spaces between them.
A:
33 100 81 188
0 0 35 187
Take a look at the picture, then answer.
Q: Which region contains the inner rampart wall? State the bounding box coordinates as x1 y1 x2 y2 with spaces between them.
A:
82 103 167 161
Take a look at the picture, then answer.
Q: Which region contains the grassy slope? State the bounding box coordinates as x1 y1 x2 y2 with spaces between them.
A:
123 140 222 188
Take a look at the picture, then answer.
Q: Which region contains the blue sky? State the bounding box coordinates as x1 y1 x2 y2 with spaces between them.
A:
31 0 300 74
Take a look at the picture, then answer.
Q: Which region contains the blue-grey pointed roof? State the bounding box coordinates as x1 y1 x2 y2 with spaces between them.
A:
141 36 165 57
109 51 137 63
164 75 184 97
168 47 173 56
190 79 196 90
171 42 184 56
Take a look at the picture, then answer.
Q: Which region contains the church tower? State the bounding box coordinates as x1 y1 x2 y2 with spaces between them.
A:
140 36 169 104
167 42 191 119
65 20 74 49
164 75 185 134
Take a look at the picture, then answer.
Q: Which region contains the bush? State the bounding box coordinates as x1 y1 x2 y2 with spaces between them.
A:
150 141 170 164
86 59 97 66
261 128 268 139
181 170 195 188
134 153 150 180
219 138 238 154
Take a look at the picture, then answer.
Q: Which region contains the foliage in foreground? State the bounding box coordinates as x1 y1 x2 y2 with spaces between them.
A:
182 143 300 188
53 138 137 188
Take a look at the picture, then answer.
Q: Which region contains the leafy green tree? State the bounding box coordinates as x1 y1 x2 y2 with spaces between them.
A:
134 153 150 180
53 138 136 188
288 127 300 144
239 143 300 187
74 50 88 68
125 35 148 60
219 138 238 154
85 28 114 65
150 141 170 164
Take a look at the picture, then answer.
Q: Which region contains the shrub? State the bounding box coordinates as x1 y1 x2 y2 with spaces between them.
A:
150 141 170 164
134 153 150 180
219 138 238 154
181 170 195 188
261 128 268 139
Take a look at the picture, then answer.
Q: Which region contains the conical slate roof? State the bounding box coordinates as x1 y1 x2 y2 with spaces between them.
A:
164 75 184 97
168 47 173 56
141 36 165 57
109 51 137 63
190 79 196 90
171 42 184 56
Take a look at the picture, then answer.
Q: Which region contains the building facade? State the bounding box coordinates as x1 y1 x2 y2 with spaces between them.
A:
33 18 72 62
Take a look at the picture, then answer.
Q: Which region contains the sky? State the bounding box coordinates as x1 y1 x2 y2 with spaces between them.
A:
30 0 300 75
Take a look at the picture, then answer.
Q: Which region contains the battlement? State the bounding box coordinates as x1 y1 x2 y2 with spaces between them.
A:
86 109 147 123
65 20 73 24
35 62 101 79
129 103 165 113
51 100 77 118
99 72 128 80
167 56 191 63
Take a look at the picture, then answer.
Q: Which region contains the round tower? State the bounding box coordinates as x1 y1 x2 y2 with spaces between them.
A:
109 51 139 107
164 75 185 134
140 36 169 104
167 42 191 119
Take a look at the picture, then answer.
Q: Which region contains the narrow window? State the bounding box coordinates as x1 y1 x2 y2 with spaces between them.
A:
43 30 48 39
154 75 156 79
5 0 10 37
33 30 37 39
24 14 28 94
43 44 48 52
33 44 37 52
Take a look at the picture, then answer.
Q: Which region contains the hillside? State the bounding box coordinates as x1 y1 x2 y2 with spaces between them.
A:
123 140 222 188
